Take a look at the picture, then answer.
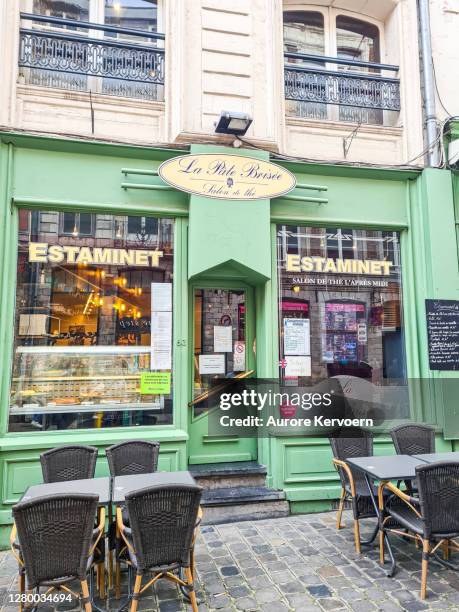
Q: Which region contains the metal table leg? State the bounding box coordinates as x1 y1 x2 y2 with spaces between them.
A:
108 503 114 590
363 474 397 577
359 521 380 546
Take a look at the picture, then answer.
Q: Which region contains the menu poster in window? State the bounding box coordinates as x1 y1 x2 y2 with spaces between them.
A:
357 322 367 343
285 355 311 378
214 325 233 353
233 341 246 371
151 283 172 312
283 318 310 356
150 311 172 370
199 354 225 375
426 299 459 370
18 314 48 336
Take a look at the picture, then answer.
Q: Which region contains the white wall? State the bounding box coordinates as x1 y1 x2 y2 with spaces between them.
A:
429 0 459 121
0 0 445 167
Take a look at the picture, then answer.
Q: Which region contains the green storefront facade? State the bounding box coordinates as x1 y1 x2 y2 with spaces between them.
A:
0 130 458 548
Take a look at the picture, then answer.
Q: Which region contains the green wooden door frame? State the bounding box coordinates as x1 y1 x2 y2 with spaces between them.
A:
187 279 258 464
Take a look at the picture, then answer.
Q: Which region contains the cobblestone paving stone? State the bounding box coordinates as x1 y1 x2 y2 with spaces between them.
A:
1 510 459 611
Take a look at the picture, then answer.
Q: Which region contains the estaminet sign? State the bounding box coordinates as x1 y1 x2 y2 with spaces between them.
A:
158 153 296 200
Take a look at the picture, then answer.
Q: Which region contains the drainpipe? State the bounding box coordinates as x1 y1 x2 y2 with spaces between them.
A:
417 0 440 166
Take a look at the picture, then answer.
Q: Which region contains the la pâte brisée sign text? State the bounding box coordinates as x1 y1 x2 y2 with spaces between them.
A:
158 154 296 200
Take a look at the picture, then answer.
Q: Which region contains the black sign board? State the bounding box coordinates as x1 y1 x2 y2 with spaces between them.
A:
117 316 150 335
426 299 459 371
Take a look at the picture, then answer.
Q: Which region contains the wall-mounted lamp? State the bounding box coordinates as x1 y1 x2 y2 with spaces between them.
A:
214 111 253 137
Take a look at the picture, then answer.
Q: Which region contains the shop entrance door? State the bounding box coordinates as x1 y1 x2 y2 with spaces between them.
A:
188 284 257 464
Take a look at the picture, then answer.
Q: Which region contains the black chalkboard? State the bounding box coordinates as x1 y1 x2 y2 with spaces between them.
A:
426 299 459 371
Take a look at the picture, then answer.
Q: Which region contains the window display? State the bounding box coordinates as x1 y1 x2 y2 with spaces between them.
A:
277 226 406 384
9 210 174 432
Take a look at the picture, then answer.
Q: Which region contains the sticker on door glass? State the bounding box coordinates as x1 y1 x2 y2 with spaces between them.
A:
233 341 246 371
199 354 225 374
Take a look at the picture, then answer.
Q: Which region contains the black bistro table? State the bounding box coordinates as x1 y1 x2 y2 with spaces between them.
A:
346 454 426 576
112 470 196 505
414 451 459 463
21 476 111 505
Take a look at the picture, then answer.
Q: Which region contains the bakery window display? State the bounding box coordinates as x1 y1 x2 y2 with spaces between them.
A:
9 211 174 432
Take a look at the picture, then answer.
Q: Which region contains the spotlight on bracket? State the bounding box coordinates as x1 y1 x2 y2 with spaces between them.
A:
214 111 253 137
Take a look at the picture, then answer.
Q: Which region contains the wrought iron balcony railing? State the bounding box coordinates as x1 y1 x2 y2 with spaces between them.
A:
284 52 400 124
18 13 165 101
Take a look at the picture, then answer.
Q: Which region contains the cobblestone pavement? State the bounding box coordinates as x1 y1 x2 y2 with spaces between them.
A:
1 510 459 611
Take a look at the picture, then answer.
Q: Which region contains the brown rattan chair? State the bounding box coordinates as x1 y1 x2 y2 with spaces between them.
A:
116 484 202 612
379 462 459 599
330 430 378 553
390 423 435 456
11 493 105 611
40 445 98 483
106 440 160 579
105 440 160 476
390 423 436 493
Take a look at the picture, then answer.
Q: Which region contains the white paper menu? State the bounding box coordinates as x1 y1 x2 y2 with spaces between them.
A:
214 325 233 352
199 354 225 374
283 318 310 356
151 283 172 312
151 311 172 370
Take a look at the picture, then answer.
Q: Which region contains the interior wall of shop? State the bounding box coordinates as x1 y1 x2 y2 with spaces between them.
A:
0 135 458 545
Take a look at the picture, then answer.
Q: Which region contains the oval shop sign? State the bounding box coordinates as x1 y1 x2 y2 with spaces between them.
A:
158 153 296 201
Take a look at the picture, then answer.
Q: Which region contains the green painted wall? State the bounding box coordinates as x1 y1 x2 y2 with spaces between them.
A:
0 132 458 545
188 145 271 284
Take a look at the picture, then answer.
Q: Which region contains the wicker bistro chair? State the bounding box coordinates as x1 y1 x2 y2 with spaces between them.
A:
11 493 105 611
116 484 203 612
390 424 435 456
106 440 160 579
106 440 160 476
378 462 459 600
330 431 379 553
40 445 98 483
390 424 436 494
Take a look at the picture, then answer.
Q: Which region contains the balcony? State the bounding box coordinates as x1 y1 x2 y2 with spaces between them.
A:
18 13 165 102
284 52 400 126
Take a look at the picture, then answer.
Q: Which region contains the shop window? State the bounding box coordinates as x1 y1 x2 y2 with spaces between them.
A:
9 210 174 432
61 212 94 237
277 225 406 387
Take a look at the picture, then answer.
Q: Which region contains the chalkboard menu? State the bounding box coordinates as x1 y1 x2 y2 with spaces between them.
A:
426 299 459 370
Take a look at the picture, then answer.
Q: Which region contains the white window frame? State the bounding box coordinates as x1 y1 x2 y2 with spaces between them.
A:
283 4 387 123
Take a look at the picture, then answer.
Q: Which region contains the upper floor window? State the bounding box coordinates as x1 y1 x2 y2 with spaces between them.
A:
105 0 158 32
32 0 89 20
283 8 400 126
19 0 164 102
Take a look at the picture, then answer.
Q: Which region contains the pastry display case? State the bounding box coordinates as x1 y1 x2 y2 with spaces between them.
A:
9 345 172 431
